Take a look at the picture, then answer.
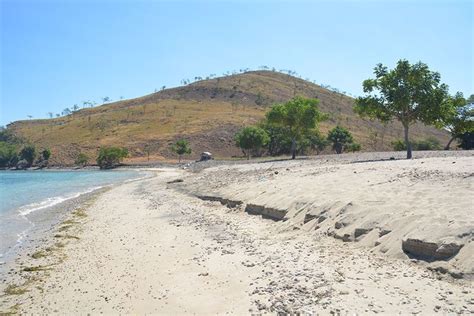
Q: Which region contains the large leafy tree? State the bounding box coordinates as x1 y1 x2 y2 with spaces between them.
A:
235 126 269 159
355 60 452 159
442 93 473 150
266 97 327 159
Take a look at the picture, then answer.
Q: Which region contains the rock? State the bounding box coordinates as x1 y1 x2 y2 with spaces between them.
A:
16 159 29 170
402 238 464 260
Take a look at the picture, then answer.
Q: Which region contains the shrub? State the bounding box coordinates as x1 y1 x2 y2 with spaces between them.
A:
171 140 191 163
327 126 354 154
19 145 36 167
307 131 329 155
392 139 406 151
415 137 441 150
458 131 473 150
0 142 18 168
392 137 442 151
235 126 269 159
96 147 128 169
347 142 362 152
41 148 51 161
75 153 89 166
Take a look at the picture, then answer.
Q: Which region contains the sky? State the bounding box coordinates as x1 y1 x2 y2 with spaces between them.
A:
1 0 472 126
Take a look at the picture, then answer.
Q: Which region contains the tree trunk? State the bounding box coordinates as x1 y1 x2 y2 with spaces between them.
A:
403 123 412 159
178 155 181 163
335 143 342 154
291 138 296 160
445 136 456 150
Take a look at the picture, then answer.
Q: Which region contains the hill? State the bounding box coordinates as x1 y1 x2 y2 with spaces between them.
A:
7 71 450 165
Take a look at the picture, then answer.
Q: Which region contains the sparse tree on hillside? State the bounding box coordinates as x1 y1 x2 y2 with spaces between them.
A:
161 86 166 91
235 126 269 159
102 97 110 104
355 59 453 159
266 97 327 159
56 114 60 118
47 112 53 119
171 139 191 163
62 108 71 116
27 115 32 119
72 104 79 112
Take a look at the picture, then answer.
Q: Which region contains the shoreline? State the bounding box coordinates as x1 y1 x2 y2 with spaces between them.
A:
0 170 155 276
1 155 472 314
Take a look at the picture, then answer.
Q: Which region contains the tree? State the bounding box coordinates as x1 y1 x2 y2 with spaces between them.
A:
102 97 110 104
72 104 79 112
327 126 354 154
442 93 474 149
171 139 191 163
234 126 269 159
96 147 128 169
62 108 71 116
41 148 51 161
47 112 53 119
19 145 36 167
266 97 327 159
75 153 89 166
355 60 452 159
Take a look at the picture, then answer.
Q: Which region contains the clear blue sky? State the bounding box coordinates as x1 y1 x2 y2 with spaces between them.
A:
1 0 472 126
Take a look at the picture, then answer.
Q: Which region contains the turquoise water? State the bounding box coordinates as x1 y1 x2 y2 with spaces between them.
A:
0 170 145 260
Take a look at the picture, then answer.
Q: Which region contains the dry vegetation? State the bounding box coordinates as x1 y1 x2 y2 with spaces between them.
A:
8 71 449 165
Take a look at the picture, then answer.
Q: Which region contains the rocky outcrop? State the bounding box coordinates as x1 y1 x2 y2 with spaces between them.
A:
15 159 29 170
402 238 464 260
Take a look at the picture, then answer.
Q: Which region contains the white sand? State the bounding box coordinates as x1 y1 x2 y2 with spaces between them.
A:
1 153 473 314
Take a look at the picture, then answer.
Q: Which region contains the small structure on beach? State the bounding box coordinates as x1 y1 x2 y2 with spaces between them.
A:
199 152 213 161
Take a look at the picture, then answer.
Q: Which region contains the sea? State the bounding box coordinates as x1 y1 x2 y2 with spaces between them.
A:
0 169 147 265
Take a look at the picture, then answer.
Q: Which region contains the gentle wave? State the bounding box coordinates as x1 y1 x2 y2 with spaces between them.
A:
17 185 105 216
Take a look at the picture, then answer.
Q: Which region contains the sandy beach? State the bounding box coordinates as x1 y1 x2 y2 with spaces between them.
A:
1 152 473 314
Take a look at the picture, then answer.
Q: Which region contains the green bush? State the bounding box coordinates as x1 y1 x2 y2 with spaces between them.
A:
19 145 36 167
41 148 51 161
235 126 269 159
75 153 89 166
327 126 354 154
171 140 191 163
307 131 329 155
392 139 406 151
0 142 18 168
96 147 128 169
392 137 442 151
458 132 473 150
415 137 442 150
347 142 361 152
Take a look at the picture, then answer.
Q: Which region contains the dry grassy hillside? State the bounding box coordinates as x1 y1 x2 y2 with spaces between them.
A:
8 71 450 165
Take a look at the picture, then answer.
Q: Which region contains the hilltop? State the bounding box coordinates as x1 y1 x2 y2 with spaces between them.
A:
7 71 449 165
